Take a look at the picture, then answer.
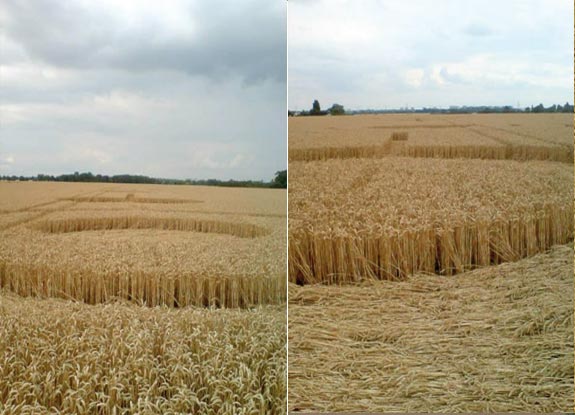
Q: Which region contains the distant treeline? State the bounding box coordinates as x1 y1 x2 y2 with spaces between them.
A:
0 170 287 189
290 100 574 116
348 103 574 115
289 100 345 116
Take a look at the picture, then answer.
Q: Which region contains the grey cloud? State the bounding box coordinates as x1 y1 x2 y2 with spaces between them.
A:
463 23 493 37
0 1 286 180
2 76 286 179
1 0 286 84
439 67 467 85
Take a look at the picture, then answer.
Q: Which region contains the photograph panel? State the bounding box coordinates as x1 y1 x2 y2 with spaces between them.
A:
0 1 287 413
288 0 574 412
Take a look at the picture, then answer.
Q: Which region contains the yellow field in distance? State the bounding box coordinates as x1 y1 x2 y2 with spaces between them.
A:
0 182 286 308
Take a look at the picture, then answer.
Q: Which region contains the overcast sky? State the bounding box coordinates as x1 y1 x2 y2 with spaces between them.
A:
0 0 286 180
289 0 573 111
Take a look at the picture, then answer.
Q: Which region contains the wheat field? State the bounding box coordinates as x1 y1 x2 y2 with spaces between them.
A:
0 182 286 308
289 113 573 163
288 113 573 412
0 181 287 413
289 244 573 412
0 294 286 414
290 157 572 284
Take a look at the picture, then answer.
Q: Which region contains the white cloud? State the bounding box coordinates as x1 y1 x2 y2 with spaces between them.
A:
229 153 256 168
289 0 574 109
81 148 112 164
404 69 424 88
429 66 446 86
1 155 14 164
0 154 15 171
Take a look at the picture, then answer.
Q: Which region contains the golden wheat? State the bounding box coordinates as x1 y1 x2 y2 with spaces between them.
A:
289 113 573 162
391 131 408 141
0 181 286 413
400 143 571 162
0 184 286 308
0 262 285 308
0 182 286 216
289 157 573 284
289 244 573 413
60 196 203 204
289 142 392 162
33 216 270 238
287 112 572 413
0 292 286 414
467 113 574 148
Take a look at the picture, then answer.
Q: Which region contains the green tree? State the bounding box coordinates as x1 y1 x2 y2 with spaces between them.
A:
329 103 345 115
271 170 287 188
311 100 321 114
